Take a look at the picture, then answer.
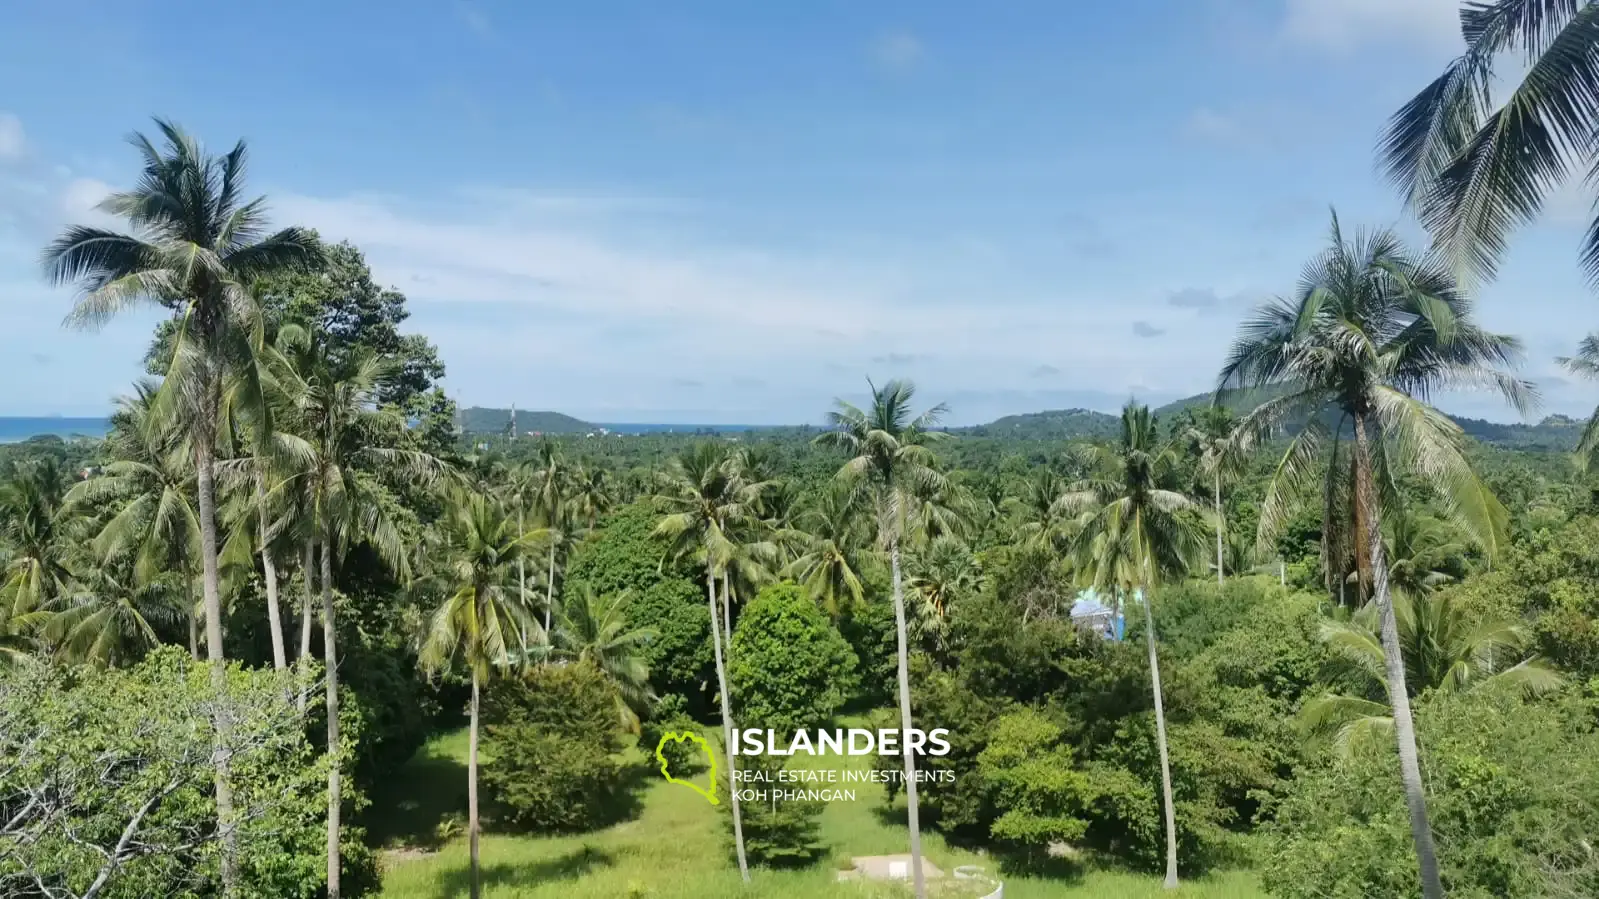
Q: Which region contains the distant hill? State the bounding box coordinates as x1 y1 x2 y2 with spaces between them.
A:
964 392 1588 451
458 407 594 435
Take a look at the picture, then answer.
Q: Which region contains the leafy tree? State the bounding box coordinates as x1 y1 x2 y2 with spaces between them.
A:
418 490 543 899
42 120 320 893
1061 402 1209 889
563 502 713 711
977 709 1093 857
0 648 374 899
480 661 631 833
814 378 950 899
728 582 858 732
723 753 827 868
1220 214 1530 899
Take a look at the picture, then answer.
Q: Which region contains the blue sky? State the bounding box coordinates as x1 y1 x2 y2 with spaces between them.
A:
2 0 1595 425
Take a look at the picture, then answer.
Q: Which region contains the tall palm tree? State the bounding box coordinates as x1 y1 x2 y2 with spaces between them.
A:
1218 214 1532 899
814 378 950 899
419 490 543 899
786 481 879 618
546 582 658 730
270 324 437 899
1183 406 1245 586
1385 513 1468 601
653 441 758 882
1380 1 1599 285
530 440 571 633
1061 402 1209 890
42 120 319 895
64 382 203 651
1557 335 1599 470
1302 591 1562 756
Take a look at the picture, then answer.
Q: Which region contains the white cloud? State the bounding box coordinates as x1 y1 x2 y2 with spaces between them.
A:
1280 0 1462 51
1184 107 1244 144
872 32 924 72
0 113 24 160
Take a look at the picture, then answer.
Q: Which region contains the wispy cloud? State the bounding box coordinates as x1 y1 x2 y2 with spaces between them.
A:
0 112 24 161
1279 0 1462 52
1132 321 1165 338
871 31 924 72
456 1 493 39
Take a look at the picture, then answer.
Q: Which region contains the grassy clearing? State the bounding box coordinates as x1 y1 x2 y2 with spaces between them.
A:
372 727 1266 899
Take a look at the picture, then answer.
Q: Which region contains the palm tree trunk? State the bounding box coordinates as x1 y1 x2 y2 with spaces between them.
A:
1354 414 1443 899
188 607 199 660
193 438 239 898
1142 586 1180 889
321 536 342 899
518 508 527 606
298 539 316 714
258 481 286 671
544 540 557 635
1214 472 1225 586
890 540 927 899
468 670 482 899
722 571 733 648
707 565 749 881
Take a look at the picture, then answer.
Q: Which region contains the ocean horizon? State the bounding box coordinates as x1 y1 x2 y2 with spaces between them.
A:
0 416 785 443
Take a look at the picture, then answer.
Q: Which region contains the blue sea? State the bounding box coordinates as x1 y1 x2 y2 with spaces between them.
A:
0 417 777 443
0 417 112 443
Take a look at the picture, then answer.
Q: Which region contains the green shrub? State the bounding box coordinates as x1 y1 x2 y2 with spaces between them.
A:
1264 690 1599 899
729 582 858 732
723 752 827 868
481 662 634 833
641 693 705 776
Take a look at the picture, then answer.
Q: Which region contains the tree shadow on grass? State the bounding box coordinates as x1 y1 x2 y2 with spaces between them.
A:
365 741 470 850
434 845 615 899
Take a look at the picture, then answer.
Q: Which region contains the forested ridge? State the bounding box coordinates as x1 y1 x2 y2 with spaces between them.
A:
13 9 1599 895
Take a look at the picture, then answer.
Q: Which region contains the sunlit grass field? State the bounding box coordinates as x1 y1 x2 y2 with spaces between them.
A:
372 727 1267 899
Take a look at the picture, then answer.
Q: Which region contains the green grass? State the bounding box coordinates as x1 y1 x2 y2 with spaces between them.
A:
373 726 1266 899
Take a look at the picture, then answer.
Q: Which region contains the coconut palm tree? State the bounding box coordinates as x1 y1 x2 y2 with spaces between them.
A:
0 459 75 623
64 382 204 651
419 490 544 899
530 441 572 633
1061 402 1209 890
786 481 879 618
653 441 759 882
43 121 319 894
1008 468 1077 554
43 568 183 667
1182 406 1246 586
546 582 657 730
814 378 950 899
1380 1 1599 284
905 534 983 646
1557 334 1599 471
0 461 70 663
269 324 440 899
1218 214 1532 899
1302 591 1562 756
